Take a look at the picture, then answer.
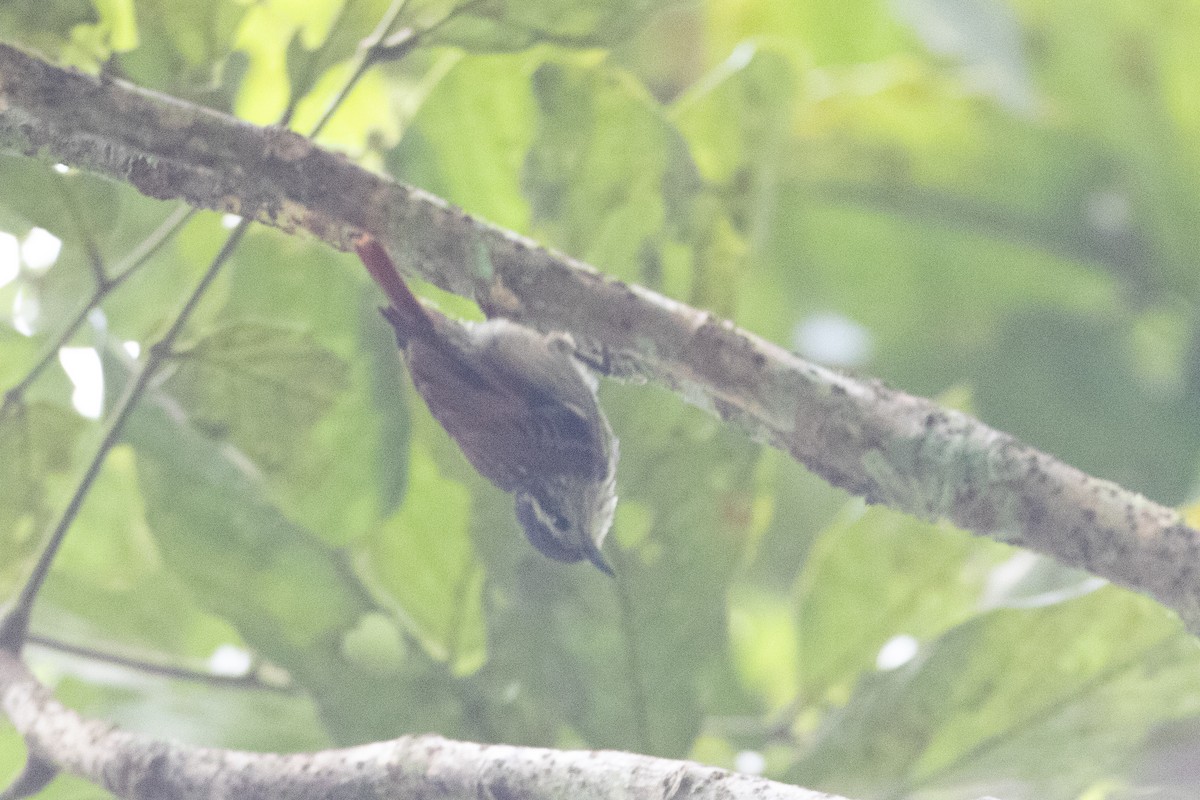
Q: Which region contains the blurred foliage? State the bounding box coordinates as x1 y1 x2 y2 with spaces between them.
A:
5 1 1200 799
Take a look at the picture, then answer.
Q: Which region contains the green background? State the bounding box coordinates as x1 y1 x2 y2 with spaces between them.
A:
3 0 1200 798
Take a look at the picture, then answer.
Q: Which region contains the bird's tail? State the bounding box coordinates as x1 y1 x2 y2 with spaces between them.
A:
354 234 433 340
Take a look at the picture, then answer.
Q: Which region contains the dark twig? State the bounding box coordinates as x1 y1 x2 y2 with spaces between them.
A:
307 0 413 137
26 633 294 693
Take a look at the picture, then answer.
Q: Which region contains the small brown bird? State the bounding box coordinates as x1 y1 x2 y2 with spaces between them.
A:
355 235 618 574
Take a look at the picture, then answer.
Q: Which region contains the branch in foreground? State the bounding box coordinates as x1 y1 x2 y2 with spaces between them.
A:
0 650 843 800
2 41 1200 633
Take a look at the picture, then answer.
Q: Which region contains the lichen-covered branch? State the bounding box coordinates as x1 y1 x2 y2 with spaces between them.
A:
0 651 842 800
2 41 1200 634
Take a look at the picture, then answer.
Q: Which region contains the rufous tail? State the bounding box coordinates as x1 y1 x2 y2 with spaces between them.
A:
354 234 433 338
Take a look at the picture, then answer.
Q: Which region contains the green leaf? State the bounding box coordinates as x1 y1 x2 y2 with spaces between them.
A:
117 341 461 743
361 290 412 519
0 158 121 244
791 507 1012 709
702 0 903 65
0 0 100 65
791 589 1200 799
365 444 486 676
340 611 409 677
165 322 349 476
429 0 661 52
0 325 42 388
973 309 1199 503
34 444 251 664
0 402 87 581
388 52 537 233
521 57 702 282
194 233 411 546
128 392 367 655
674 45 798 186
0 721 25 792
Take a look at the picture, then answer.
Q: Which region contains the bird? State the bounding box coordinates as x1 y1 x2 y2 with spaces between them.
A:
354 234 618 574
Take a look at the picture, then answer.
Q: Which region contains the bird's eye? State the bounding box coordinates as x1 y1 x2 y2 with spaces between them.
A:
515 494 581 563
524 492 570 532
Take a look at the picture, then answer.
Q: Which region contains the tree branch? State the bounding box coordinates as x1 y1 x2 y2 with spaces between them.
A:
0 650 843 800
2 40 1198 634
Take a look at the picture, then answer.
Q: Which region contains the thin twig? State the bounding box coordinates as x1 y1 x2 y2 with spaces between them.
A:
615 555 652 755
26 633 294 693
308 0 413 138
307 0 486 138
